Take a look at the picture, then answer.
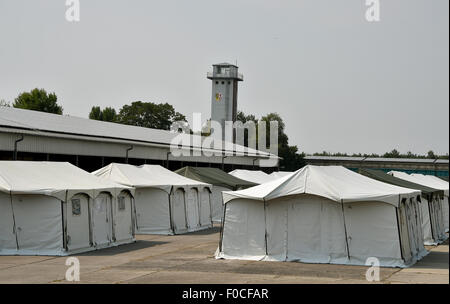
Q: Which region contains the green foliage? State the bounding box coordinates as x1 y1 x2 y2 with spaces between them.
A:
89 101 186 130
89 106 117 122
383 149 401 158
89 106 102 120
117 101 187 130
236 110 305 171
101 107 117 122
312 150 448 160
13 88 63 114
427 150 436 159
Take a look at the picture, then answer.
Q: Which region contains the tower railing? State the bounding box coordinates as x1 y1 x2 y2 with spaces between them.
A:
207 71 244 81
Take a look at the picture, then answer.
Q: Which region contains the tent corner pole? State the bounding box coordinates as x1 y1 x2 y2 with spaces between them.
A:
9 191 19 251
340 199 350 261
263 198 268 257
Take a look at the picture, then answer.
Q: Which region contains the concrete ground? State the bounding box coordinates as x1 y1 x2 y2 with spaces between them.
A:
0 227 447 284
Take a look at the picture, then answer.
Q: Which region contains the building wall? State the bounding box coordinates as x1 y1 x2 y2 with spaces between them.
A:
0 131 271 172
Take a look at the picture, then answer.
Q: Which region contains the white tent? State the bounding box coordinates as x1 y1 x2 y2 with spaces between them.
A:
93 163 213 235
0 161 135 256
270 171 293 179
217 165 427 268
390 171 449 233
228 169 275 184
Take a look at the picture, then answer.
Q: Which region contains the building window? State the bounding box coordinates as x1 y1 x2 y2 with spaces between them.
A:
221 81 224 84
215 81 218 84
72 199 81 216
118 196 126 211
228 81 231 85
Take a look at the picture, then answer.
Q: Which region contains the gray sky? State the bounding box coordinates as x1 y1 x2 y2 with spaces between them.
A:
0 0 448 155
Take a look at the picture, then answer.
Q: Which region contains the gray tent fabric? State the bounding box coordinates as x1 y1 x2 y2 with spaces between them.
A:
359 168 444 198
0 161 135 256
358 168 447 245
175 167 257 190
175 167 257 223
217 166 427 268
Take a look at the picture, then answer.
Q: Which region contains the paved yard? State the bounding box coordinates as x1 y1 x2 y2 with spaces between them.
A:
0 226 447 284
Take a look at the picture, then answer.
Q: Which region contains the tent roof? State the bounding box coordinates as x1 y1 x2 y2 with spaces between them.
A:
358 168 443 198
223 165 421 206
0 161 131 200
93 163 211 193
270 171 294 179
389 171 449 196
175 167 257 190
228 169 275 184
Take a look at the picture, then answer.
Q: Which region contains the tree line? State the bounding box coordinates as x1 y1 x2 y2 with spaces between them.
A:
312 150 449 160
2 88 447 167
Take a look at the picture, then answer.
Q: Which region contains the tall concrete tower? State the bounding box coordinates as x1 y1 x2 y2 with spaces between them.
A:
207 63 243 139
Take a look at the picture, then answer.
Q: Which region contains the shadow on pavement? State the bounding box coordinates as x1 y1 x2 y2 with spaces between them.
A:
183 226 221 236
79 240 168 256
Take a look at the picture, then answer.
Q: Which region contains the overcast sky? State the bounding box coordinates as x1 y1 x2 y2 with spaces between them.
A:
0 0 448 155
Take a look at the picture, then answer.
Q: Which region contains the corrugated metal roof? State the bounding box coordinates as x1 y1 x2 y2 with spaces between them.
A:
0 107 273 158
304 156 365 161
304 155 448 164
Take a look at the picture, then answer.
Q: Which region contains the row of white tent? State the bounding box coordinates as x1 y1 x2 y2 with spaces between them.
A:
93 163 213 235
0 161 214 256
389 171 449 233
216 166 449 268
1 160 448 267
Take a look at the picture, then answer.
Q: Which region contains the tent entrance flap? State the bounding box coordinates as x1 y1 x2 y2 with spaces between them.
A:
113 191 134 243
66 194 91 251
91 193 113 247
171 188 187 233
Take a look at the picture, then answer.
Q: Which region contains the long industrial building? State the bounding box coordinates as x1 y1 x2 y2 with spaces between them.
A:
0 107 277 172
304 155 449 177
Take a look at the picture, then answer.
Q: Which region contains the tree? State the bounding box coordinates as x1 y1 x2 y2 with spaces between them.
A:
427 150 436 159
13 88 63 114
89 106 117 122
236 111 305 171
89 106 102 120
383 149 401 158
101 107 117 122
117 101 186 130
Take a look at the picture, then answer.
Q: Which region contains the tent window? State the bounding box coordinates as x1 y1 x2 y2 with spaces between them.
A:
118 196 126 211
72 199 81 216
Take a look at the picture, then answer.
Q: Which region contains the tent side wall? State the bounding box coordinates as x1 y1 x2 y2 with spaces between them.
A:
218 195 424 267
343 201 403 266
442 196 449 232
199 187 213 227
184 186 213 233
284 196 348 264
220 199 266 260
135 187 172 235
211 186 230 223
0 193 65 255
420 198 434 245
